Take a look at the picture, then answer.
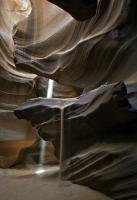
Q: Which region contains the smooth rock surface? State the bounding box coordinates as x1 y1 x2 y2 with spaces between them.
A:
0 168 111 200
1 0 137 199
14 0 137 89
0 0 38 168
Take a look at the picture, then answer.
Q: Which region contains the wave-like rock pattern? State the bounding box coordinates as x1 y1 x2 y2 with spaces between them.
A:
0 0 38 167
14 0 137 90
0 0 76 167
1 0 137 199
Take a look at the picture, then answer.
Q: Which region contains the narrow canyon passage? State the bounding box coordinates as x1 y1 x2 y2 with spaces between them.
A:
1 0 137 200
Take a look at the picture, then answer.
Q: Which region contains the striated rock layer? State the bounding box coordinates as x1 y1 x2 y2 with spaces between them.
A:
14 0 137 90
15 82 137 199
1 0 137 199
0 0 37 168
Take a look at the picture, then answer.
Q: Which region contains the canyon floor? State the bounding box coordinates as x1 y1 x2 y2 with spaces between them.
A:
0 166 111 200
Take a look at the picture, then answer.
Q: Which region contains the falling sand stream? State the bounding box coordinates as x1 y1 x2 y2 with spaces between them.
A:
37 80 75 175
60 108 64 174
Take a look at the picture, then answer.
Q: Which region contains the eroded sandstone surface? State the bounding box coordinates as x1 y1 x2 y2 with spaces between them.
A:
1 0 137 199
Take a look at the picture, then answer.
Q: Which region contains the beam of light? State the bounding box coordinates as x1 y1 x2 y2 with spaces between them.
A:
35 166 59 175
37 79 54 172
47 79 54 98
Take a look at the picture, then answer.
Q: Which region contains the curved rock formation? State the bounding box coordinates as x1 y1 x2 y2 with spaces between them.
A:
0 0 37 167
1 0 137 199
14 0 137 90
48 0 97 21
15 81 137 199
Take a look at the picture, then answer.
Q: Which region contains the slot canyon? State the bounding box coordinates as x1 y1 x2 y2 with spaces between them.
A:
0 0 137 199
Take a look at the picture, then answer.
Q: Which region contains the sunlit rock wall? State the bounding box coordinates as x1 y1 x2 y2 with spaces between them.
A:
13 0 137 199
0 0 37 167
14 0 137 90
1 0 137 198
